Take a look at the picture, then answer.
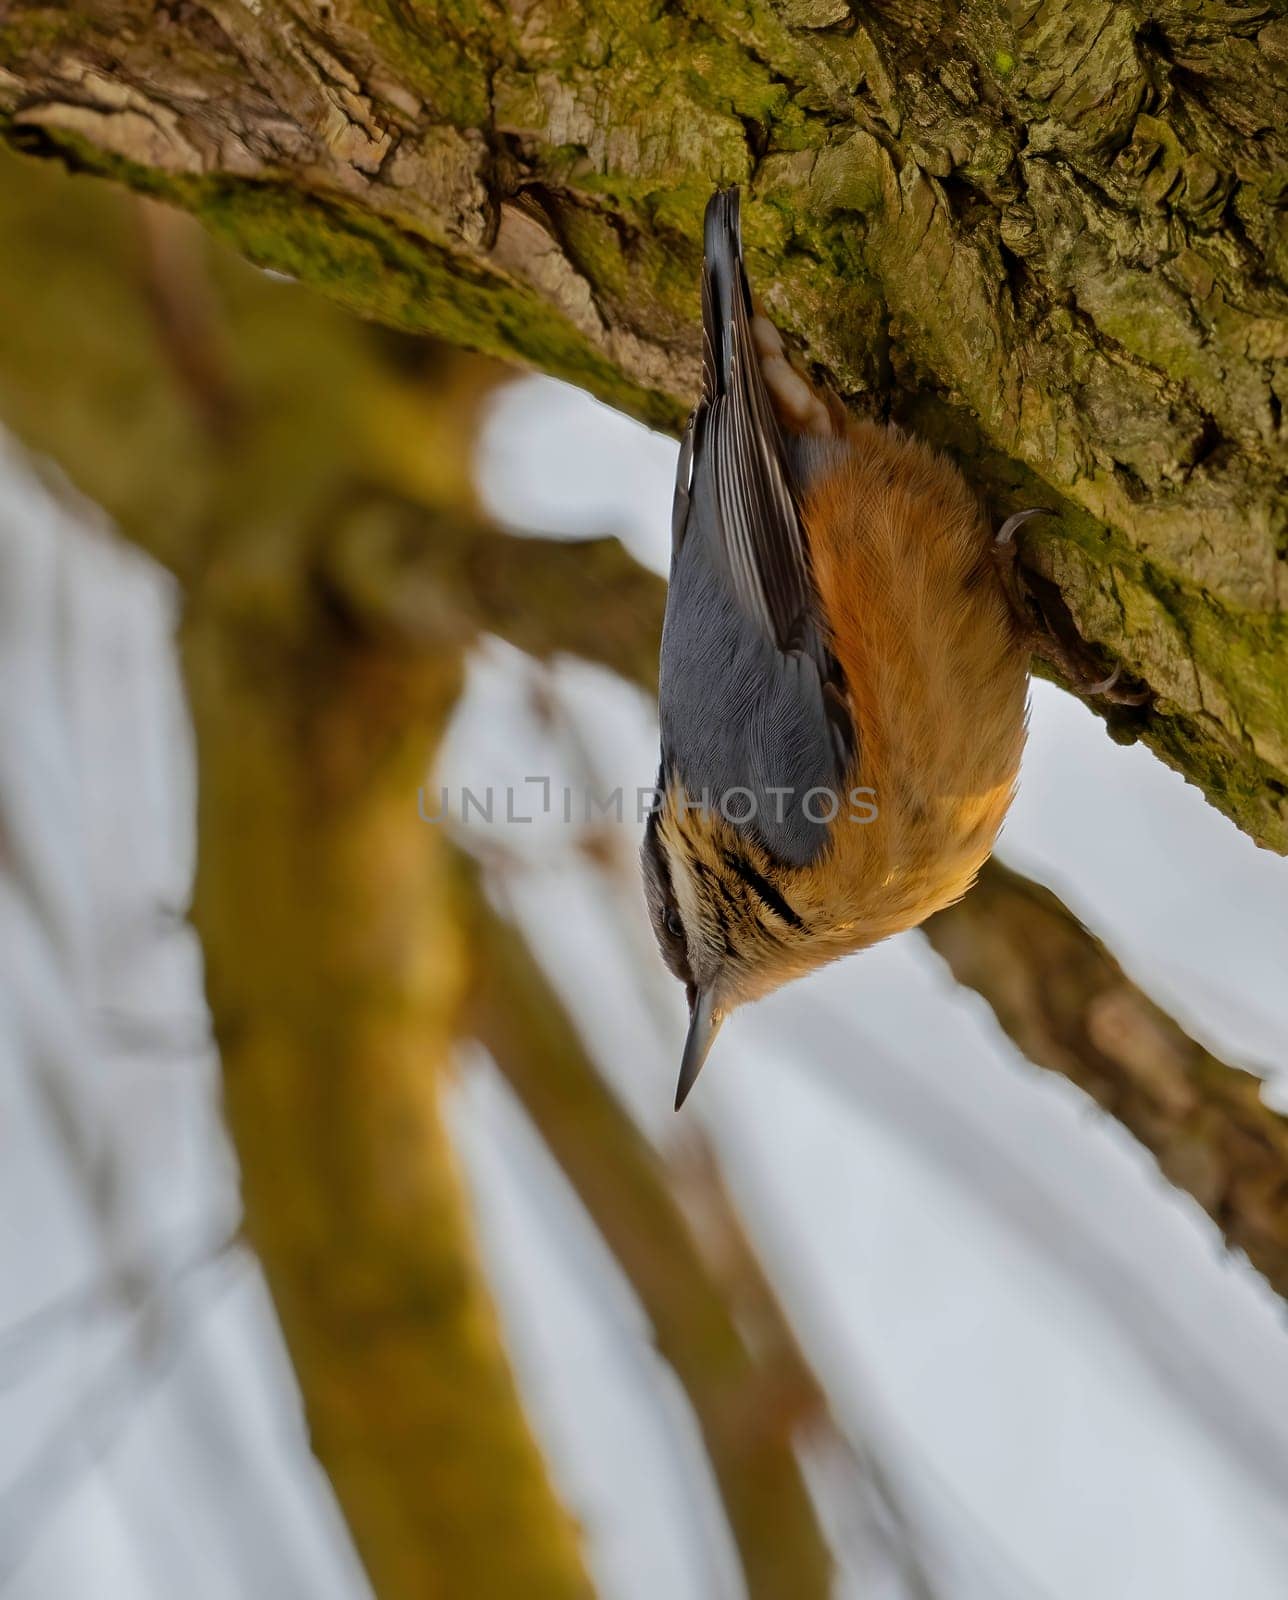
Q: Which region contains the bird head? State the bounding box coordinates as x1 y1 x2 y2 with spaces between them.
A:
641 776 845 1108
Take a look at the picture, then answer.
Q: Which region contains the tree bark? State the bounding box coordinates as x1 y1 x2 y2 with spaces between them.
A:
2 0 1286 849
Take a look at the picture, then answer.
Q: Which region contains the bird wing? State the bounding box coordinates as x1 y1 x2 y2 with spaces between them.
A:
661 190 855 868
674 187 814 652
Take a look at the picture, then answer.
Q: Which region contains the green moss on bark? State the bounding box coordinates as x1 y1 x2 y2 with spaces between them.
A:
2 0 1287 847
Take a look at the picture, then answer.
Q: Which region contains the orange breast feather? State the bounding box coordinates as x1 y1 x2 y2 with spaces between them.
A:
801 421 1029 935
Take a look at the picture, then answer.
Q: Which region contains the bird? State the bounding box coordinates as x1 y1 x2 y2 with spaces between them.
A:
642 186 1133 1110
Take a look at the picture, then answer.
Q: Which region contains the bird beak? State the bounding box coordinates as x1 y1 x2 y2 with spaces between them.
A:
675 987 723 1111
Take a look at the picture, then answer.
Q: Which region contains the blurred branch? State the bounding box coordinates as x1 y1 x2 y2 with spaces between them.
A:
665 1136 938 1600
317 489 661 692
183 579 593 1597
0 146 662 688
458 856 833 1600
0 1225 241 1391
463 531 662 692
922 860 1288 1301
460 855 948 1600
791 1002 1288 1507
0 146 504 579
0 148 594 1596
0 1241 248 1585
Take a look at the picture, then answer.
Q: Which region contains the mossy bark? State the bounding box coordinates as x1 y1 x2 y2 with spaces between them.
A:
3 0 1286 848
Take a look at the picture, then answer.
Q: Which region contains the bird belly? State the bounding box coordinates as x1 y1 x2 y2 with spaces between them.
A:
801 420 1030 941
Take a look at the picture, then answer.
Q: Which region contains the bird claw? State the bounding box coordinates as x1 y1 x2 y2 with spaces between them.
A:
996 507 1051 546
1075 663 1121 698
990 510 1151 708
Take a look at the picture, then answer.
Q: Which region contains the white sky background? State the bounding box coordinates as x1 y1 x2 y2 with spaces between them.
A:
1 377 1287 1599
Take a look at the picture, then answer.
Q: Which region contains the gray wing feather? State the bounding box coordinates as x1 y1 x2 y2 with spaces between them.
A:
688 189 812 650
661 189 854 868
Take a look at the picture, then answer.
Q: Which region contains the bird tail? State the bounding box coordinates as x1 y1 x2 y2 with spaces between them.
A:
700 187 751 400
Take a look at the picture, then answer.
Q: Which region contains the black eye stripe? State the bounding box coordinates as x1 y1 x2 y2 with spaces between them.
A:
643 807 695 987
723 852 805 931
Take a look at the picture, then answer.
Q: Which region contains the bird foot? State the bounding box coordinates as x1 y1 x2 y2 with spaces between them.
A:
750 299 845 439
992 510 1151 707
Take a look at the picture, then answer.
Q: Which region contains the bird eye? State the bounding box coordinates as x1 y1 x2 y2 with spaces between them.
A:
665 906 684 940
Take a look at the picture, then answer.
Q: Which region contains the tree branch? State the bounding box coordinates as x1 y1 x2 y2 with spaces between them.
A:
921 858 1288 1301
318 489 663 692
2 2 1285 846
183 584 594 1600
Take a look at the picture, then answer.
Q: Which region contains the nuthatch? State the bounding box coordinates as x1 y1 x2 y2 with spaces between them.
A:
643 188 1134 1109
